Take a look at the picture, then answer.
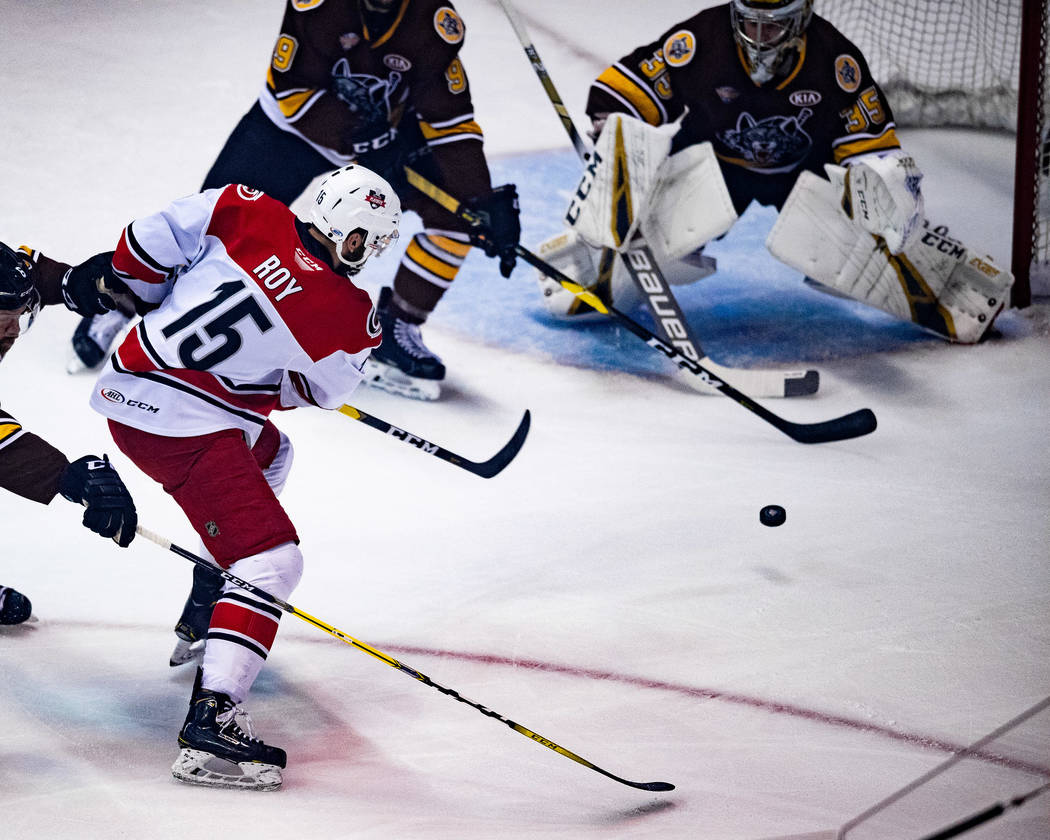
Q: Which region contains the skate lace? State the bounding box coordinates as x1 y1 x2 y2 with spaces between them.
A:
392 319 433 360
216 702 261 743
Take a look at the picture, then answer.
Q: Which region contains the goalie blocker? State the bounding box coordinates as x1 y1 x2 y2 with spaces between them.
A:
768 166 1013 343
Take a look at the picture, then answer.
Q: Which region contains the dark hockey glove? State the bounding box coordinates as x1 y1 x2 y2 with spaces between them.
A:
466 185 521 278
61 251 131 316
59 454 138 548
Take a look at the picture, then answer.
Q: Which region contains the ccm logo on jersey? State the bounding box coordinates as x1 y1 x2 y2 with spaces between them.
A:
99 388 160 413
253 256 305 301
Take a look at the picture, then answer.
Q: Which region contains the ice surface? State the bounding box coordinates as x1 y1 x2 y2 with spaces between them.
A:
1 1 1047 838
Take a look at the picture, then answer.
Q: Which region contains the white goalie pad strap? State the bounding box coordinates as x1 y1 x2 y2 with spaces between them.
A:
640 141 738 261
841 150 925 254
566 114 676 251
768 171 1013 343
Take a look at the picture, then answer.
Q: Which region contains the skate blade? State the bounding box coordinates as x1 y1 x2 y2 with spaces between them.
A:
362 359 441 401
171 749 283 791
169 637 206 668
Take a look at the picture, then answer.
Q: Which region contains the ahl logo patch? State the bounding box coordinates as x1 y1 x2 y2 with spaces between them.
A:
100 388 125 403
716 86 740 103
663 30 696 67
834 54 861 92
365 189 387 209
434 7 464 44
340 31 360 50
204 520 221 537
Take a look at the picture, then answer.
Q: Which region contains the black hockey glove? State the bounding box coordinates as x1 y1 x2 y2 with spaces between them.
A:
61 250 128 316
466 185 521 278
59 454 138 548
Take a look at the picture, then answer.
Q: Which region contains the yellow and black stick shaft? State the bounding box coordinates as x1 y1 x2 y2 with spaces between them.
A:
403 166 876 444
495 0 591 161
135 525 674 792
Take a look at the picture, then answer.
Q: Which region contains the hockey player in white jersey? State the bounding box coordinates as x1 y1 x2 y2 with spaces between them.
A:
88 165 401 790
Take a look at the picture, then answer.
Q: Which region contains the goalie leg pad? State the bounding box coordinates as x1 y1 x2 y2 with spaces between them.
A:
640 141 738 261
768 171 1013 343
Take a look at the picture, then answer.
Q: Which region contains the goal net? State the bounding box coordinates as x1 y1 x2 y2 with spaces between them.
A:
817 0 1050 303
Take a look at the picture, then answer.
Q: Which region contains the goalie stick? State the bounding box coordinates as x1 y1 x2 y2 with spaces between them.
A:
495 0 819 400
405 166 876 444
339 404 529 479
134 524 675 793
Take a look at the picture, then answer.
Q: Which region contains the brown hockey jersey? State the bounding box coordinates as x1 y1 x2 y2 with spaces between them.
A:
586 4 900 212
260 0 491 199
0 248 76 504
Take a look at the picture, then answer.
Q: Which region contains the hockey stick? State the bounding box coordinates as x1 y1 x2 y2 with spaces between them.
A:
134 525 674 793
338 404 529 478
494 0 819 399
405 166 876 444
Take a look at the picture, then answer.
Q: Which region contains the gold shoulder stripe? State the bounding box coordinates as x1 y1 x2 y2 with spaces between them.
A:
595 66 661 126
0 422 23 444
419 119 482 141
272 86 321 118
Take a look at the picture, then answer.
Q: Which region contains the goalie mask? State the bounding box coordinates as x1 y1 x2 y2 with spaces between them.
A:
730 0 813 84
309 165 401 273
0 242 40 336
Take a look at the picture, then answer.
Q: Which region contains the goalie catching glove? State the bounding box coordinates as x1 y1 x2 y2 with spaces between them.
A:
466 185 521 278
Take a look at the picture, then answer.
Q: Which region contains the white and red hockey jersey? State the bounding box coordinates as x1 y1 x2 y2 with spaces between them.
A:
90 184 381 444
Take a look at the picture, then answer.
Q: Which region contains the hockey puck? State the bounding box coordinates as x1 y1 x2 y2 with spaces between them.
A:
759 505 786 527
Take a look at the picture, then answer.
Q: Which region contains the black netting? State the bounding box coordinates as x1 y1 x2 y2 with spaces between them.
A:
818 0 1025 130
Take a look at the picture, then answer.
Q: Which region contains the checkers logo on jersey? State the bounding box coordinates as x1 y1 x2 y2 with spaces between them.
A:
835 55 862 92
663 30 696 68
434 7 464 44
367 304 381 338
236 185 263 202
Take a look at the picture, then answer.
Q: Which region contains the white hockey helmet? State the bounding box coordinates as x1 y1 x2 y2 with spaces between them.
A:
309 165 401 272
730 0 813 84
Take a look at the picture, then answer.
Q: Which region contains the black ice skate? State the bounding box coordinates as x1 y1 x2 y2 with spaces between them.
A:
169 564 224 667
362 286 444 401
67 309 133 373
0 586 32 625
172 688 286 791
